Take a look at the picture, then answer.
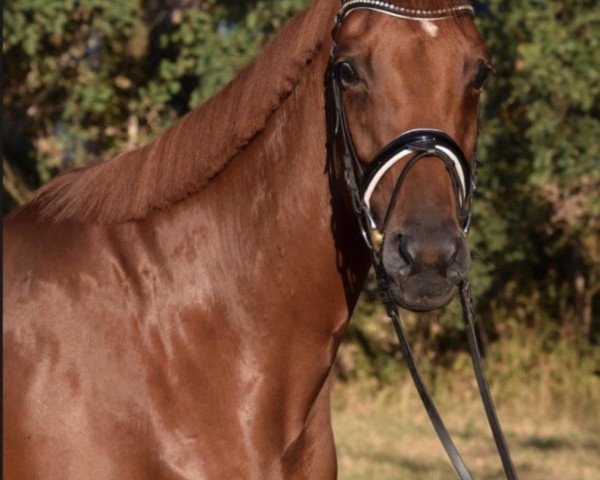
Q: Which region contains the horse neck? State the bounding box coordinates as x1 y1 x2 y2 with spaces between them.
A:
104 34 371 455
147 43 370 351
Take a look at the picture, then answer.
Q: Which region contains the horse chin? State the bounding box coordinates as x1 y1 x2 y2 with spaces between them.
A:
388 282 457 312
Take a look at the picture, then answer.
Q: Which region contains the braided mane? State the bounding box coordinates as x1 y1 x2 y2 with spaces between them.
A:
30 0 337 223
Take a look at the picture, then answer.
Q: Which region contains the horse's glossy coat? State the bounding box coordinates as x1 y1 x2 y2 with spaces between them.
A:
4 1 489 478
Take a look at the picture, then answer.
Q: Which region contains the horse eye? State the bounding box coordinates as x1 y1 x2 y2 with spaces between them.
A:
336 62 359 85
471 62 492 91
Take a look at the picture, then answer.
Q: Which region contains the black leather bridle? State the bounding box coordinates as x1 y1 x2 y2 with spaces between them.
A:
331 2 519 480
332 2 476 252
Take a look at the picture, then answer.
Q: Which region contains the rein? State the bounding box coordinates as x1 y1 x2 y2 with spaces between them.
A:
330 2 519 479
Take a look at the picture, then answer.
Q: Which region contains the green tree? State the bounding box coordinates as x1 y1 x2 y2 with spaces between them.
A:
3 0 308 209
474 0 600 336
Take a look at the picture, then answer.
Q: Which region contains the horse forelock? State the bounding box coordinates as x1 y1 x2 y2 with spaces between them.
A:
29 0 337 224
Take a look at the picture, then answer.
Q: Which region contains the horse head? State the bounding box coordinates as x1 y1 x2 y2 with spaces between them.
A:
331 1 492 311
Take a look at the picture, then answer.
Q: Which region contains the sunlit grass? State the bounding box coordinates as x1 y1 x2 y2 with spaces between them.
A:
332 381 599 480
332 323 600 480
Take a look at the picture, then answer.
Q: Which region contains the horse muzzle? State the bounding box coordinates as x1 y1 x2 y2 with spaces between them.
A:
381 226 471 311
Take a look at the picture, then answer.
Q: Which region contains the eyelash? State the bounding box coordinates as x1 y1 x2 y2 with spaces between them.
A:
471 64 492 90
336 62 360 85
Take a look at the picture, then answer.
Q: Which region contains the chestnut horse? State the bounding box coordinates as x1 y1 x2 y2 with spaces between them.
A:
4 1 492 478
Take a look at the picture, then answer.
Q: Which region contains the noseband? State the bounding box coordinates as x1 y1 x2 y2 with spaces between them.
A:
331 2 519 480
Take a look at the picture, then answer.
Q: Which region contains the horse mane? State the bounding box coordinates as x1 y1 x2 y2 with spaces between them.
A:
30 0 337 224
28 0 471 224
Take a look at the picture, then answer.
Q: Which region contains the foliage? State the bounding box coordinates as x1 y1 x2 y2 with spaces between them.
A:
3 0 600 380
474 0 600 337
3 0 309 201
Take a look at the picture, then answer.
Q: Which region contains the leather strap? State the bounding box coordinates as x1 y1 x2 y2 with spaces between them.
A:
459 282 519 480
375 260 519 480
374 263 474 480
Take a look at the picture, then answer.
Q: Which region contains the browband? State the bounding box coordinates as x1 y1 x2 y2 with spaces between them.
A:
336 0 475 27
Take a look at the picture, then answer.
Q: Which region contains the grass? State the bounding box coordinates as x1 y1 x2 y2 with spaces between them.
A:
332 382 599 479
331 327 600 480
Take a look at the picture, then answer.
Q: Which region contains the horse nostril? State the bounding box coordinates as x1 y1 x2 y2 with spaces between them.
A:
447 264 463 283
397 236 413 279
387 230 470 283
446 239 469 283
398 263 412 279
